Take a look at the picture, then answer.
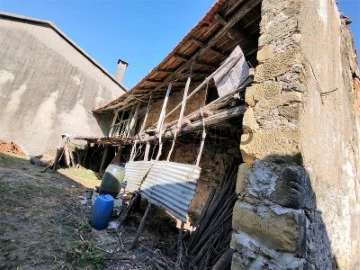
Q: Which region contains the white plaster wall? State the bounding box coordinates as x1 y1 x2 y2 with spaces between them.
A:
0 19 125 154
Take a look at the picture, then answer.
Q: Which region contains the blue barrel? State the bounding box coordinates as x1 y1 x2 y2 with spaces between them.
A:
91 194 114 230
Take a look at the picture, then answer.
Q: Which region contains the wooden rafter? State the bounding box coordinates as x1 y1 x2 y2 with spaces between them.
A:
105 0 261 112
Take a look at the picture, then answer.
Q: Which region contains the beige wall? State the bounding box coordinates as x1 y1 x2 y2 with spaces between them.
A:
0 19 125 154
299 0 360 268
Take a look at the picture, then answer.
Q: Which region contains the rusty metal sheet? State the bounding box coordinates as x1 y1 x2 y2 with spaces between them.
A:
122 161 153 193
140 161 201 222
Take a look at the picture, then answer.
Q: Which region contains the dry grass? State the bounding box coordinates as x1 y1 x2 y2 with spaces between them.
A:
0 152 104 269
0 152 179 269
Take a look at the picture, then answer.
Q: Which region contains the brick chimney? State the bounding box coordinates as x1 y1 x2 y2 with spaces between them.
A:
115 59 128 83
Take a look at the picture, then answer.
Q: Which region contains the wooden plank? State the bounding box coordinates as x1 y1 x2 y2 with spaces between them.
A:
156 83 173 131
111 146 123 165
99 145 109 172
124 107 135 137
164 54 243 120
192 37 206 48
141 105 246 143
167 76 192 161
139 95 152 134
146 78 163 83
195 111 207 167
214 13 227 26
174 53 190 61
130 203 152 250
154 83 173 161
129 103 141 137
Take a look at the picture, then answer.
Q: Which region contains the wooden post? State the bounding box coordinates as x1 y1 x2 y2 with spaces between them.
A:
155 83 172 161
75 147 82 165
119 192 139 225
139 95 153 161
69 149 76 167
129 141 138 161
64 146 71 168
195 111 206 167
116 110 125 136
143 142 151 161
140 96 152 134
128 103 141 137
156 83 172 131
99 145 109 172
110 110 120 136
82 142 90 168
167 74 192 161
124 107 135 138
130 202 152 250
111 145 123 165
176 222 185 270
211 249 233 270
164 55 241 119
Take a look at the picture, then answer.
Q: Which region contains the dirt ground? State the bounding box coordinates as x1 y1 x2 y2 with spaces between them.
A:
0 140 27 157
0 152 178 269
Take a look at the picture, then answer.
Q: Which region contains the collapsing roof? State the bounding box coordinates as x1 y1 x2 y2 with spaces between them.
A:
93 0 262 113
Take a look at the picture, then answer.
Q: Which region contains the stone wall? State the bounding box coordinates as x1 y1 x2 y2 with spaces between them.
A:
232 0 360 269
0 18 125 154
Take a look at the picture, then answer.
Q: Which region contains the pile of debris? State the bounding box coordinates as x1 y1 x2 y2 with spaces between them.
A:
0 140 27 157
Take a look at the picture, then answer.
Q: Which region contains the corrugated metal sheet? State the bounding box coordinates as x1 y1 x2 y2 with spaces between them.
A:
140 161 201 222
123 161 153 193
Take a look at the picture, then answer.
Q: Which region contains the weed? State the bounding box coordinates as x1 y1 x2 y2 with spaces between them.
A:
67 239 105 269
0 183 11 193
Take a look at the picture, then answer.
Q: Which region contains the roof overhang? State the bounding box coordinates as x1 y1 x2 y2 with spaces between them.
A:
93 0 262 113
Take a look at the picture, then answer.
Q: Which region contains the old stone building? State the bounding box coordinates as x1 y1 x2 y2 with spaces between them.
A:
0 12 127 154
83 0 360 269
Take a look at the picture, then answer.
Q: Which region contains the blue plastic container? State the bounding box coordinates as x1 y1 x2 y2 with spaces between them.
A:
91 194 114 230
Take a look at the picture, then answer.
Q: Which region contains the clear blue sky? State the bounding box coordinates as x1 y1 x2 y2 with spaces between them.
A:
0 0 359 89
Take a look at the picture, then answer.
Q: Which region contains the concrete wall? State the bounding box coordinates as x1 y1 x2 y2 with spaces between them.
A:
0 18 125 154
232 0 360 269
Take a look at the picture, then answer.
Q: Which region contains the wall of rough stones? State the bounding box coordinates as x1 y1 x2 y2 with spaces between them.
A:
232 0 360 269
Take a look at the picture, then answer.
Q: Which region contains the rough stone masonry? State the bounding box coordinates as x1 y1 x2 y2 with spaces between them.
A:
232 0 360 269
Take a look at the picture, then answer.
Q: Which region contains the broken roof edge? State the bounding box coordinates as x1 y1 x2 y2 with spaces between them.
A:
0 11 128 92
92 0 229 114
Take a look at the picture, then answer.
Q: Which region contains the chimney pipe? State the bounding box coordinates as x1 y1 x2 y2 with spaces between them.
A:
115 59 128 83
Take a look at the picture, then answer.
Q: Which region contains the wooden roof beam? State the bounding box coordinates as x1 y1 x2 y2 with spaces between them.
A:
174 53 191 61
192 37 206 48
209 47 227 57
146 78 164 83
108 0 261 111
157 68 176 73
214 13 227 26
196 60 218 68
193 37 226 56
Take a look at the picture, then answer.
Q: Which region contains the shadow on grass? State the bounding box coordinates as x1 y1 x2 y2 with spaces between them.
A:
0 152 104 269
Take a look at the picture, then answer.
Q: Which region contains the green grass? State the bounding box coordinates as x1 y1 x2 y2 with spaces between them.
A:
0 152 28 167
67 240 106 269
58 167 101 188
0 183 11 193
